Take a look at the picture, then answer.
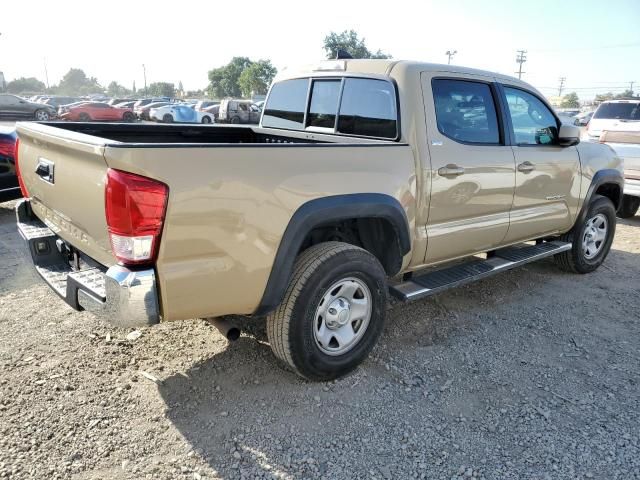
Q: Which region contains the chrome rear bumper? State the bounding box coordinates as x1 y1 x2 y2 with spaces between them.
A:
16 199 160 327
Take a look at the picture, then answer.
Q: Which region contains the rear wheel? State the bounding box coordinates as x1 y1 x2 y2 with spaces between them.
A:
231 116 240 124
34 109 50 121
163 114 173 123
122 111 135 122
266 242 387 381
201 115 212 124
617 194 640 219
554 194 616 273
78 112 90 122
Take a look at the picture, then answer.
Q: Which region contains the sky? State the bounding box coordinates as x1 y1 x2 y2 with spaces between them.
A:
1 0 639 100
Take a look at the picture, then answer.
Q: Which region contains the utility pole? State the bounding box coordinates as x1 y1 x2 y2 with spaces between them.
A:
445 50 457 65
142 64 147 96
558 77 566 97
515 50 527 79
630 81 635 97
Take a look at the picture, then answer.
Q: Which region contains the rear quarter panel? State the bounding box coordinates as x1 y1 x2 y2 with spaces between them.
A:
575 141 624 212
104 143 416 321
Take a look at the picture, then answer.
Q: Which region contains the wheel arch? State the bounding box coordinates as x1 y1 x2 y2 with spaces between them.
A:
254 193 411 316
577 169 624 227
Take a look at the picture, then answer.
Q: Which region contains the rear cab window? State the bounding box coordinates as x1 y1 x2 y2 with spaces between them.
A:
593 102 640 120
262 77 398 139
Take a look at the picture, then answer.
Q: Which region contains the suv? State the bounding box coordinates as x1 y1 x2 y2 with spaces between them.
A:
218 99 260 124
0 94 57 121
587 99 640 139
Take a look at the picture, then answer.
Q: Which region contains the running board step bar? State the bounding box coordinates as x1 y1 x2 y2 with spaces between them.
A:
390 241 572 302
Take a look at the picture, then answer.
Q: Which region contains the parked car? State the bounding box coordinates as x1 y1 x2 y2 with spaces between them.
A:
107 98 134 106
0 127 20 202
202 104 220 121
574 110 594 126
150 104 214 123
599 130 640 218
58 101 90 116
13 59 623 381
587 100 640 139
218 99 260 124
195 100 219 111
0 94 57 120
114 101 137 109
59 102 136 122
43 96 81 109
135 101 171 120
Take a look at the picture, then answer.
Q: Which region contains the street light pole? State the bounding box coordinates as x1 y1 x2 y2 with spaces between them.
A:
142 64 147 95
445 50 457 65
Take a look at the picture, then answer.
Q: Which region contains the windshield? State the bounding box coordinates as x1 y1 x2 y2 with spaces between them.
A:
593 102 640 120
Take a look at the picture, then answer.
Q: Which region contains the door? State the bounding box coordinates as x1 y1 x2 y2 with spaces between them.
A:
500 86 581 243
422 74 516 264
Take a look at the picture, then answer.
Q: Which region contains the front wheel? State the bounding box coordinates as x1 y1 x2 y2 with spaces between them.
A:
201 115 212 124
122 111 135 122
266 242 387 381
617 194 640 219
163 114 173 123
231 116 240 124
554 194 616 273
34 109 50 121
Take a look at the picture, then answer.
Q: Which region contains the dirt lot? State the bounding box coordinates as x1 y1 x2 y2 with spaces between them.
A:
1 199 639 480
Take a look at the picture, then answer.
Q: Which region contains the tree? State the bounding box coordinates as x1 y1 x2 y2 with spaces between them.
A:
560 92 580 108
107 81 130 97
238 60 277 97
207 57 253 98
615 89 636 99
147 82 175 97
56 68 102 95
6 77 46 94
594 92 615 104
323 30 391 59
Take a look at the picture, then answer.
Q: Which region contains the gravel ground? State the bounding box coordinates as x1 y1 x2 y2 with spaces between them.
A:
1 199 639 480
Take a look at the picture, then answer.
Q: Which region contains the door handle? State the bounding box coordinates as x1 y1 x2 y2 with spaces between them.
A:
35 158 55 183
438 164 465 177
517 161 535 173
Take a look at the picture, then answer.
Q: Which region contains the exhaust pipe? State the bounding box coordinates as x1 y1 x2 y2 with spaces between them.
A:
206 317 241 341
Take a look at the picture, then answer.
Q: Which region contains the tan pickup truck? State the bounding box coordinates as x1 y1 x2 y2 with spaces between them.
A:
15 59 623 381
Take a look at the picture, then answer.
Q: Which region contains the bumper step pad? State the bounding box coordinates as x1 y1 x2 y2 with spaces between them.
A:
390 241 572 301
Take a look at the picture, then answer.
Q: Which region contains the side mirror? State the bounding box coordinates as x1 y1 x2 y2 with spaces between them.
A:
558 124 580 146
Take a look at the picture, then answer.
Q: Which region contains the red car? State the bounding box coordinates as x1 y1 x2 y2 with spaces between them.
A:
60 102 136 122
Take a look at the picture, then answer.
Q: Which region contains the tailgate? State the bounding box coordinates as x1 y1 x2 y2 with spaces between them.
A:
16 122 115 267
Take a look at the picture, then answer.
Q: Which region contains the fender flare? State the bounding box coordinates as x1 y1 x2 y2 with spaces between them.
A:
254 193 411 316
576 169 624 226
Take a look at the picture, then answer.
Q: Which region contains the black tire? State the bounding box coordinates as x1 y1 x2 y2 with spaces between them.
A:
163 114 173 123
201 115 212 124
78 112 90 122
617 194 640 219
554 194 616 273
34 109 50 121
231 116 240 124
122 111 135 122
266 242 387 381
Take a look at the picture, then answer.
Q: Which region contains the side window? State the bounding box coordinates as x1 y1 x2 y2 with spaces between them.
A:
262 79 309 129
337 78 397 138
238 103 248 111
504 87 558 145
307 80 341 129
432 79 500 144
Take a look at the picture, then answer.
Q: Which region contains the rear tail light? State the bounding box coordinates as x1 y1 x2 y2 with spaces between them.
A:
12 138 30 198
105 169 168 266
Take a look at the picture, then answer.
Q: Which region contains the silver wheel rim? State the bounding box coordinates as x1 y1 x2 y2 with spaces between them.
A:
36 110 48 121
582 213 608 259
313 277 372 356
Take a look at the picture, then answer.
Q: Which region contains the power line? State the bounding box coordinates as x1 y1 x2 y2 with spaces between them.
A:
515 50 527 80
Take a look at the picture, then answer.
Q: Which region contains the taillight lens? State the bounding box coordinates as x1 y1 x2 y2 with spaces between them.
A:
105 169 168 266
12 138 29 198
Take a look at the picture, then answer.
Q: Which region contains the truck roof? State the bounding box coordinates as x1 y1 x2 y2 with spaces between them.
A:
275 59 531 88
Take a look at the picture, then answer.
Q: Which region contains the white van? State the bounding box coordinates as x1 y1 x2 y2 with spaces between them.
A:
587 99 640 139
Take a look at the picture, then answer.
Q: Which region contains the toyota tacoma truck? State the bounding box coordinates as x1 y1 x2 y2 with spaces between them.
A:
14 59 623 381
